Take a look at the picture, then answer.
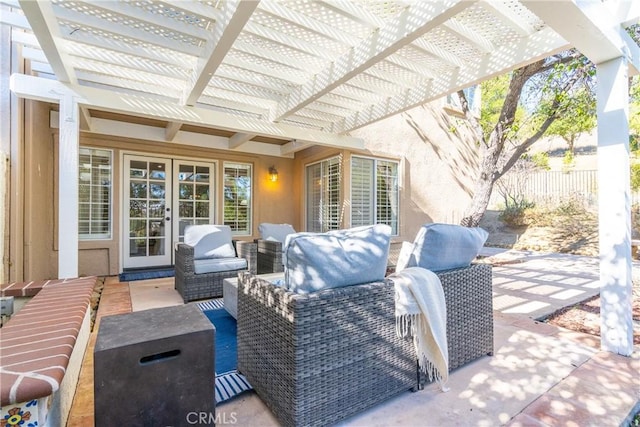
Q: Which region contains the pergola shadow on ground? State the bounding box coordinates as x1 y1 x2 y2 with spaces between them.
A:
66 249 639 426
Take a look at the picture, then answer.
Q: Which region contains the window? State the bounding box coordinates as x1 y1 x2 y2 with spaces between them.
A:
306 156 342 232
223 162 252 235
79 148 112 239
351 156 399 234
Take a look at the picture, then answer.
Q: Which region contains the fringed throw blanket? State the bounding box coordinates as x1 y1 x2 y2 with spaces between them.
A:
389 266 449 391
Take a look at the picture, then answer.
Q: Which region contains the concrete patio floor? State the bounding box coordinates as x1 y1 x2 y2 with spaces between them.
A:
67 250 639 426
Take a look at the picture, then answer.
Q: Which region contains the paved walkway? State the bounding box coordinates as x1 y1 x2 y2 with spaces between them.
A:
66 250 639 426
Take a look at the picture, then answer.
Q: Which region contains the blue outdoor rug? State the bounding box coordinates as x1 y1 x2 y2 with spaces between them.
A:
198 300 253 403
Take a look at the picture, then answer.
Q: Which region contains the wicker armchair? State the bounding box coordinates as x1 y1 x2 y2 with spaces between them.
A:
256 239 284 274
174 225 257 303
237 263 493 427
255 223 296 274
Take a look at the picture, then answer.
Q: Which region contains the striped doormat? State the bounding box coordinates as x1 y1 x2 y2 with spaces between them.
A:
198 300 253 403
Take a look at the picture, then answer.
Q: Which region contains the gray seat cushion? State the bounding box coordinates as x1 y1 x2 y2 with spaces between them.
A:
193 257 247 274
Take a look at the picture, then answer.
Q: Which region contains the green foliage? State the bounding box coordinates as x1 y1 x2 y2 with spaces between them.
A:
529 152 550 170
631 164 640 192
630 76 640 151
562 150 575 173
479 74 524 140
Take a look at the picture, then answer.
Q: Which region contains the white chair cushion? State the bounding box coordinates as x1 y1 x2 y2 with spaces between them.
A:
411 223 488 271
258 223 296 243
284 224 391 294
193 257 247 274
184 224 236 259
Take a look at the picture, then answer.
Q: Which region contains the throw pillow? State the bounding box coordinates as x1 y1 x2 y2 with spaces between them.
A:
184 224 236 259
411 223 488 271
284 224 391 294
258 223 296 243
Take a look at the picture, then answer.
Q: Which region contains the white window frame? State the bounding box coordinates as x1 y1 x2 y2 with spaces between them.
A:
223 162 253 236
79 147 113 240
350 155 399 235
305 156 342 232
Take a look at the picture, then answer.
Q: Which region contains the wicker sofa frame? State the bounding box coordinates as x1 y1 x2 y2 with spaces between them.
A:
174 240 257 303
255 239 284 274
237 263 493 427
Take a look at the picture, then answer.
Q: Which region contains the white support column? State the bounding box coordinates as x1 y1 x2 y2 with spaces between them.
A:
57 94 79 278
596 56 633 356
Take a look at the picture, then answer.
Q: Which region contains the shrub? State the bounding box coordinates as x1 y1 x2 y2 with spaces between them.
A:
631 163 640 192
499 202 535 227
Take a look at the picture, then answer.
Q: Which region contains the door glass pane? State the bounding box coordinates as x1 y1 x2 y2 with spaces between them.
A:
129 201 147 218
149 162 166 179
175 162 214 243
149 183 165 199
130 161 147 178
130 181 147 199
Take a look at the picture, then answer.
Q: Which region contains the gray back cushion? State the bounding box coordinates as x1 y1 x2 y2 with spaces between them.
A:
258 223 296 243
411 223 488 271
284 224 392 294
184 224 236 259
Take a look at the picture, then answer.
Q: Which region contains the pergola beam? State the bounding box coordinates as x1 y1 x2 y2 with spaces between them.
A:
228 132 256 149
522 0 640 73
11 73 364 151
338 25 568 131
181 0 258 106
274 0 472 121
19 0 93 130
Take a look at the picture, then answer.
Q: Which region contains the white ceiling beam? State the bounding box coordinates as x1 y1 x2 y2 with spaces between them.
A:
76 0 210 42
50 113 292 158
19 0 93 130
0 9 30 29
165 121 182 141
243 21 336 61
258 1 359 47
65 41 189 80
182 0 258 106
11 73 364 151
411 37 467 69
57 25 196 69
386 52 438 80
338 25 568 132
19 0 75 83
280 139 313 156
224 56 307 85
317 0 382 29
75 70 182 99
522 0 639 73
199 91 275 113
274 0 472 121
479 0 535 37
51 3 202 57
442 17 495 54
228 132 256 149
232 40 320 73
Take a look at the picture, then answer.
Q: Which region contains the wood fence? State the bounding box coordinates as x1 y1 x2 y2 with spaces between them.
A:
489 170 640 208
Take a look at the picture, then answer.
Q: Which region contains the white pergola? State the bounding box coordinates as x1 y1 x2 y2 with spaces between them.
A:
1 0 638 355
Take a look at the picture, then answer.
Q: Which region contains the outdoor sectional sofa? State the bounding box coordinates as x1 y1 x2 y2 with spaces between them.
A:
237 223 493 427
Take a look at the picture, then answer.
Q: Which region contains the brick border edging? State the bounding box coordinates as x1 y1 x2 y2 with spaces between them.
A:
0 277 97 406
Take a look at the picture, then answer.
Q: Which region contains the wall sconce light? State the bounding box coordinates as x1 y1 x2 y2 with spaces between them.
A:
268 166 278 182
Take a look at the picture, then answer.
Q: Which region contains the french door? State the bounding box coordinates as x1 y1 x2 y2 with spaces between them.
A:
123 155 215 269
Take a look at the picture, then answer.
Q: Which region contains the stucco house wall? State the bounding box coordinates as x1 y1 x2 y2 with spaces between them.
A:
352 103 480 242
8 97 481 280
